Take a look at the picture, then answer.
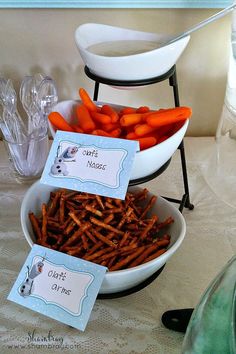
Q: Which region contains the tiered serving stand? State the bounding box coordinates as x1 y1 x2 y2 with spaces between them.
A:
83 64 194 301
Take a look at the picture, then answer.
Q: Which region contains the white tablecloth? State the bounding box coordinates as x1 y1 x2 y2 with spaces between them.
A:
1 137 235 354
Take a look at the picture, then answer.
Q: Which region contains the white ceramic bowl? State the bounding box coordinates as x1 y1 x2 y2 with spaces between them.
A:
74 23 190 81
49 100 189 180
21 181 186 294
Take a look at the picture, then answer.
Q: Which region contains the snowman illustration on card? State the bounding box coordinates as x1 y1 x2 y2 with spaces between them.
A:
50 142 80 177
19 256 45 297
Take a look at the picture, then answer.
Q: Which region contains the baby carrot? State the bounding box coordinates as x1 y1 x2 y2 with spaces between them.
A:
157 135 169 144
78 88 99 112
135 123 180 142
119 107 136 115
146 107 192 128
92 129 112 137
110 128 122 138
137 136 157 150
48 112 74 132
171 121 185 133
76 104 96 133
101 105 119 123
126 131 139 139
134 123 157 137
90 111 112 124
136 106 150 114
101 122 120 132
120 113 143 127
71 125 84 133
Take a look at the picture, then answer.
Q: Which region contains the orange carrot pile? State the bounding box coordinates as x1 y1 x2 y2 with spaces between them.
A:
48 88 192 151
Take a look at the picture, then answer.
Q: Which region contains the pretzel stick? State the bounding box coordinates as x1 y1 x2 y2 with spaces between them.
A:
47 220 62 230
134 188 148 201
144 248 167 263
73 194 94 200
67 248 82 256
61 217 71 230
114 198 122 207
59 195 65 224
129 201 141 216
48 216 59 222
48 191 61 216
64 202 76 212
156 217 174 229
116 207 133 230
29 213 42 241
91 229 118 248
163 234 171 240
85 204 103 217
95 195 105 210
97 244 138 262
63 191 78 199
60 222 91 250
55 234 64 247
68 212 82 227
85 229 97 243
47 231 59 241
86 241 104 255
129 243 161 268
130 237 138 246
140 215 158 240
104 206 134 240
41 203 48 242
105 201 114 209
81 234 89 250
126 224 138 231
140 195 157 219
107 256 117 269
119 231 130 247
100 260 108 267
90 217 124 235
64 221 76 235
103 207 123 214
155 238 170 248
110 246 146 271
103 214 114 224
84 246 113 261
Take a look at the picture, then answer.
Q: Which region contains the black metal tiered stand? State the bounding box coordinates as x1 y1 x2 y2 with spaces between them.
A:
84 65 194 304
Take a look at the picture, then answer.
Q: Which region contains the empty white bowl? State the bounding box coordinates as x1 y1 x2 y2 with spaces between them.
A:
74 23 190 81
21 181 186 294
49 100 189 180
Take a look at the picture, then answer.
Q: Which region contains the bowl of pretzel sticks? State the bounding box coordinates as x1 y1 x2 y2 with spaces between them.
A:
21 181 186 294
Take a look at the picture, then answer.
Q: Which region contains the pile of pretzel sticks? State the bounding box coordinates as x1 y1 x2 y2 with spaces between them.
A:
29 188 174 271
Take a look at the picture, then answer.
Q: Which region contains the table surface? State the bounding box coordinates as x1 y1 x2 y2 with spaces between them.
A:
1 137 235 354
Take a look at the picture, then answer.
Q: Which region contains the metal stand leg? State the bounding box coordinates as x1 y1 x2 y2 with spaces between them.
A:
168 67 194 212
93 82 100 101
179 141 194 211
88 65 194 213
169 67 180 107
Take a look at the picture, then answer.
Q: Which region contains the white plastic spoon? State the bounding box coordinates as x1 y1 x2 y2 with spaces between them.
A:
160 3 236 48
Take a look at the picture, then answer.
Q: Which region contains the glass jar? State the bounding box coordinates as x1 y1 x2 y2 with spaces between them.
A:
182 255 236 354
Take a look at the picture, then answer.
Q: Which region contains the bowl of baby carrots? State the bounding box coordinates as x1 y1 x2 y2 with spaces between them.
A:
48 88 191 180
21 182 186 294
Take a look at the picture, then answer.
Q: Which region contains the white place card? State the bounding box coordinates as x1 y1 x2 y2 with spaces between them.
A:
40 131 139 199
8 245 107 331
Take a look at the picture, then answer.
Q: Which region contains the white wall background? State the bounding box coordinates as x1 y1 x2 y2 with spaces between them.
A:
0 8 232 136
